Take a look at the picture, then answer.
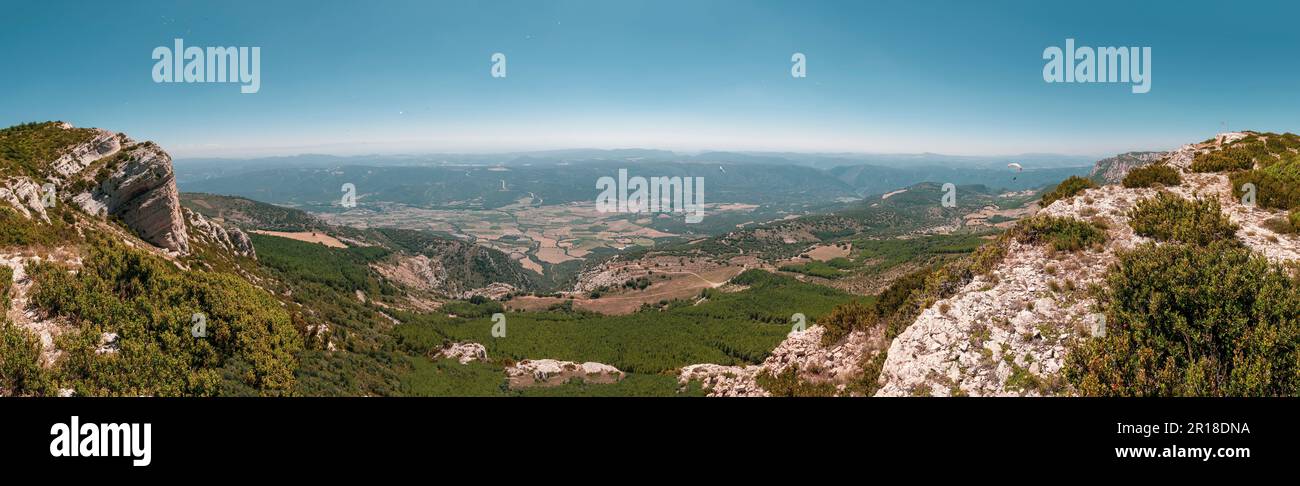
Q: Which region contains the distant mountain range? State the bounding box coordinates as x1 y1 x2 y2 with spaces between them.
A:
176 151 1092 211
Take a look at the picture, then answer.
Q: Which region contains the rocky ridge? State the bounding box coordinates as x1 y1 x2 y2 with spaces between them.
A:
876 132 1299 396
2 123 194 254
681 132 1299 397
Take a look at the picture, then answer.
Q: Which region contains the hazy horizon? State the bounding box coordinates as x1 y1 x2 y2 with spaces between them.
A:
6 0 1297 159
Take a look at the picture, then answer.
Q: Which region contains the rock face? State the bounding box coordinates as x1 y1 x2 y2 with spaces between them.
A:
48 128 122 178
1087 151 1166 185
506 359 625 387
184 208 256 258
433 342 488 364
371 255 518 300
71 141 190 254
1 123 192 255
678 325 884 397
0 177 51 222
371 254 448 292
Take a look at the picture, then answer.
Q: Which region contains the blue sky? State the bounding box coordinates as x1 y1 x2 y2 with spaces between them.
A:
2 0 1296 158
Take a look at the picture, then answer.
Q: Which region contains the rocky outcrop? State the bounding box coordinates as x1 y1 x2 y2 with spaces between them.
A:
457 282 516 301
70 141 189 254
433 342 488 364
678 325 884 397
1087 151 1166 185
48 128 122 178
2 123 191 255
875 132 1300 396
0 177 51 222
184 208 256 258
506 359 624 387
371 254 448 292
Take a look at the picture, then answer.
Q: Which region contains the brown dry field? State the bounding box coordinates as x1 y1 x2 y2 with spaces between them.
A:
251 230 348 248
804 243 852 261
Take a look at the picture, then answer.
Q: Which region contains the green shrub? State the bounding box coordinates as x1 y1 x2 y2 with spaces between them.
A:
1127 192 1237 246
1230 156 1300 211
1017 216 1107 252
1191 149 1254 172
29 235 302 396
1040 176 1095 207
756 366 839 397
1262 216 1297 235
1065 241 1300 396
779 260 845 279
1121 164 1181 188
0 321 51 395
818 300 874 345
393 269 860 375
1292 209 1300 229
0 265 11 309
0 205 79 248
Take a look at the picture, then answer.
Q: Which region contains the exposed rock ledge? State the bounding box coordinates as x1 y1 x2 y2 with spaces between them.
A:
432 342 488 364
506 359 624 387
184 208 256 258
432 342 626 388
678 325 882 397
0 178 51 222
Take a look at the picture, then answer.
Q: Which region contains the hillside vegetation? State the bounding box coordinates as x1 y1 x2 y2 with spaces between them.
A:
27 234 302 396
0 122 97 178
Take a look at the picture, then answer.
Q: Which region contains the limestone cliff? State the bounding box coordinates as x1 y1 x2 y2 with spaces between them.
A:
68 139 190 254
0 123 247 256
1087 151 1166 185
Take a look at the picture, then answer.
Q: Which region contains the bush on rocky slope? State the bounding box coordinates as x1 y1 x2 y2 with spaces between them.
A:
1017 215 1107 252
1191 148 1255 172
2 266 49 396
0 205 78 248
29 234 302 396
1230 155 1300 211
1121 164 1181 188
1127 192 1238 246
0 265 10 309
756 365 839 397
1065 241 1300 396
0 321 51 396
1040 176 1095 207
